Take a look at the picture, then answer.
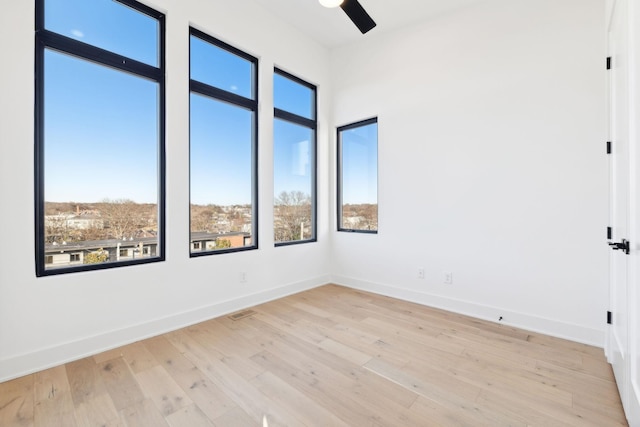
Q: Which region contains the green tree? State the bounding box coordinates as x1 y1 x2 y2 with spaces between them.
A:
84 249 109 264
215 239 232 249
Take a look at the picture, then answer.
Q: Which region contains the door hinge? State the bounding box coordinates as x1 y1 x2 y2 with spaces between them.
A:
607 311 613 325
607 141 612 154
607 56 612 70
607 227 612 240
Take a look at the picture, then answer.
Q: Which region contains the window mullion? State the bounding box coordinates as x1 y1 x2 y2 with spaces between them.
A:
273 108 316 129
189 80 257 111
38 30 162 80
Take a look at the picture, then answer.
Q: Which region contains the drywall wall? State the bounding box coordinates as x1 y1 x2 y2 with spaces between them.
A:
0 0 331 381
0 0 610 382
330 0 608 345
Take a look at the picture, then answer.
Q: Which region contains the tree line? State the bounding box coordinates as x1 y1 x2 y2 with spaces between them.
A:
45 199 158 244
45 195 377 245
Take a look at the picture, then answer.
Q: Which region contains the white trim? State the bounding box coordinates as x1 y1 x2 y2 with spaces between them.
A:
0 273 606 382
0 275 329 383
625 0 640 421
332 275 605 348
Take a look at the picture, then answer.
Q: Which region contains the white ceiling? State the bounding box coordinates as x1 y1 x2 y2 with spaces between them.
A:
250 0 486 48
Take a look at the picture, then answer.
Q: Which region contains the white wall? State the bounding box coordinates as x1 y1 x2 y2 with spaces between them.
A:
330 0 608 345
0 0 609 382
0 0 331 382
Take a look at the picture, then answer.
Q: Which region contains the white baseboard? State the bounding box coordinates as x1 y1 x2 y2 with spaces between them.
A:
0 275 329 383
332 275 605 348
0 274 605 383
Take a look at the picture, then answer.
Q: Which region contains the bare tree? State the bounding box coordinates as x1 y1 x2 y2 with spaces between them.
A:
274 191 311 242
99 199 145 240
44 214 71 243
341 203 378 231
190 205 216 233
43 201 157 242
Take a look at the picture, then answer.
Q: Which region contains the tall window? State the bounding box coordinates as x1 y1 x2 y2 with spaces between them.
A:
337 118 378 233
189 29 258 255
273 69 317 245
35 0 165 276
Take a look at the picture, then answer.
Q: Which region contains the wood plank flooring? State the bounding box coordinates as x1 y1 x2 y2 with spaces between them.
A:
0 284 628 426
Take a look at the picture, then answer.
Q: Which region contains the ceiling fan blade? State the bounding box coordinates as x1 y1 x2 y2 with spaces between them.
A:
340 0 376 34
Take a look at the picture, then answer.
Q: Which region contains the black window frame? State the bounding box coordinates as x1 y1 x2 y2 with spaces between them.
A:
337 117 378 234
34 0 166 276
188 28 259 257
273 67 318 247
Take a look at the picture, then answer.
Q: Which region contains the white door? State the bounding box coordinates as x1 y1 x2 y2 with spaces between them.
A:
608 0 640 424
627 0 640 422
607 0 629 405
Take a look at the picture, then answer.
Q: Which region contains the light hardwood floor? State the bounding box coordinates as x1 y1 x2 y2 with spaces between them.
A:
0 284 628 426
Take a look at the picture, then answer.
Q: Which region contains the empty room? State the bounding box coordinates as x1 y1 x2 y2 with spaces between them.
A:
1 0 639 425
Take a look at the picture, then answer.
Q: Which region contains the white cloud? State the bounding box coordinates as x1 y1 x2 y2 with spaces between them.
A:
71 29 85 38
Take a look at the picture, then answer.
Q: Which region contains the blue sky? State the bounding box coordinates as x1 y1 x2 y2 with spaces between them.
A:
44 49 159 204
43 0 375 208
190 36 253 99
46 0 158 66
44 0 160 204
341 122 378 205
273 119 313 199
274 73 314 120
273 73 314 201
190 94 253 206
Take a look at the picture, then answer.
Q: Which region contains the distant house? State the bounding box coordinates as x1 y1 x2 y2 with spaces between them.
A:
190 231 251 252
66 214 103 230
45 237 158 269
45 212 104 230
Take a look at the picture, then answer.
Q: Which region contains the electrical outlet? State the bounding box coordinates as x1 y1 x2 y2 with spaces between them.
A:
443 271 453 284
417 268 425 279
239 272 247 283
